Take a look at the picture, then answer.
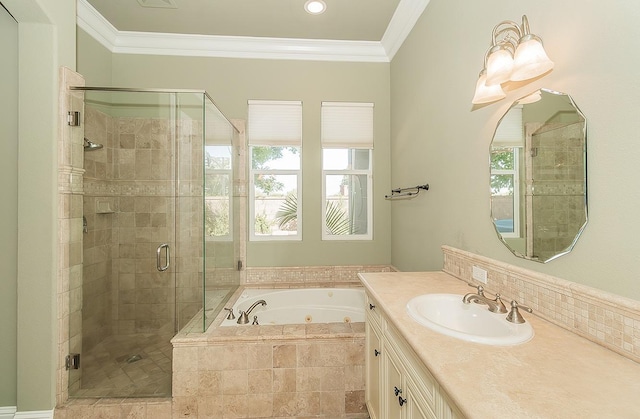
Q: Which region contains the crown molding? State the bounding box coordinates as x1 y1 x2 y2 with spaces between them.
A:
381 0 431 60
77 0 427 63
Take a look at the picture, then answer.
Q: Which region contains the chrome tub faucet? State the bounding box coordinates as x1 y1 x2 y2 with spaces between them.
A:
237 299 267 324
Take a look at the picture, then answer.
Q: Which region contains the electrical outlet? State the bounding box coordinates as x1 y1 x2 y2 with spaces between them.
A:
472 266 488 284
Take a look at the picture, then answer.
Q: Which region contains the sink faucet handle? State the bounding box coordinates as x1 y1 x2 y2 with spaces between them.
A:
506 300 533 324
467 283 485 296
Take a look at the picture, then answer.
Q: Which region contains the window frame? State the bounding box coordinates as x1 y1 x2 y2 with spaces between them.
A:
322 148 373 241
204 145 233 242
491 146 521 239
247 100 303 242
249 146 303 241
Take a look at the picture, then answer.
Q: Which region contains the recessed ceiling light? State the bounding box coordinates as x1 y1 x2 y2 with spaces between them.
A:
304 0 327 15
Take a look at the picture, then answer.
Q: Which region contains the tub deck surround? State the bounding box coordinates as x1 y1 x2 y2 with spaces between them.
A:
170 284 369 418
359 271 640 418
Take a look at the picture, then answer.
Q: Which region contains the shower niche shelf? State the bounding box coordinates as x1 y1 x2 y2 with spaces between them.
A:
96 198 115 214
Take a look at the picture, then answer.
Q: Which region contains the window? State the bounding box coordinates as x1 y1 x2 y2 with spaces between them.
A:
491 147 520 238
204 145 232 240
248 100 302 241
490 105 523 238
321 102 373 240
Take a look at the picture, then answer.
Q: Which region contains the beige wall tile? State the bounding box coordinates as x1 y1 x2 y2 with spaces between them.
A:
273 391 320 417
345 390 367 414
320 391 345 417
247 344 273 370
248 369 272 394
222 394 247 418
273 368 296 393
223 344 248 370
172 396 198 418
197 395 223 418
223 369 248 395
273 344 297 368
246 393 274 418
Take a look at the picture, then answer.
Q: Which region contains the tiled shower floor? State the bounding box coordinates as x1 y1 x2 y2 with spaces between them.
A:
71 333 173 398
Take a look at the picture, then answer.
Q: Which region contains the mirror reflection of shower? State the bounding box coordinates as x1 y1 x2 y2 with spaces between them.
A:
83 137 103 150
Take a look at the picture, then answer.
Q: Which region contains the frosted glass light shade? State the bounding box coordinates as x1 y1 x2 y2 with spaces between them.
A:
511 38 554 81
518 90 542 104
486 47 514 86
472 71 507 104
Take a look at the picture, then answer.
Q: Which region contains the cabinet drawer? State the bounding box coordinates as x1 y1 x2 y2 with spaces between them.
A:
366 293 383 328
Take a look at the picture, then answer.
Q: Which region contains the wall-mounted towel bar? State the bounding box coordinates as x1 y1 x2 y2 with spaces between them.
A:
385 184 429 199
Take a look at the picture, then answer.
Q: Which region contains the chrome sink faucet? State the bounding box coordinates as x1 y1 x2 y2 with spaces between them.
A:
237 299 267 324
462 285 508 313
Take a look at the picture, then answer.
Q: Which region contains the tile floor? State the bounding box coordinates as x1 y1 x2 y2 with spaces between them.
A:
70 332 173 398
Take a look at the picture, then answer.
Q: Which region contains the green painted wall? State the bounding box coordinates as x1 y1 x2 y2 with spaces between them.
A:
76 33 392 267
3 0 76 411
390 0 640 300
76 26 112 86
0 3 18 407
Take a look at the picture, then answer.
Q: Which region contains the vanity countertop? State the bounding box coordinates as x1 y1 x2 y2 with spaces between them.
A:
359 271 640 419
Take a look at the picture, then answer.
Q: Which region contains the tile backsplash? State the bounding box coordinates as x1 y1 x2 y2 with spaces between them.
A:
442 245 640 363
245 265 393 285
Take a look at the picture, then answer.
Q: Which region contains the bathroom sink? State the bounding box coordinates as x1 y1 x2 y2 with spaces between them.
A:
406 293 533 345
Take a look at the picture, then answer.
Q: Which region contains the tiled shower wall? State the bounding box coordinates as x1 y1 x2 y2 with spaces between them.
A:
529 121 586 261
442 245 640 363
83 105 207 335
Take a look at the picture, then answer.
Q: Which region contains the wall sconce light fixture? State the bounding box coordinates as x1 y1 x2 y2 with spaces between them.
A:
472 15 554 105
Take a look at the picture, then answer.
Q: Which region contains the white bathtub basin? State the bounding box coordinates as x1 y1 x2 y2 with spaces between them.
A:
406 293 533 346
221 287 365 326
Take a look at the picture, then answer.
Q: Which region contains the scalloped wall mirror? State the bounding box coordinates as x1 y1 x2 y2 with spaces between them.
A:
490 88 587 263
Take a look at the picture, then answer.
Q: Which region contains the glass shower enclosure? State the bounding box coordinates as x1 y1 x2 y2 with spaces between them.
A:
68 87 240 398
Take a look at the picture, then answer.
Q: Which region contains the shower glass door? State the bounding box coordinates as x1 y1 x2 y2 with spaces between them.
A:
68 88 239 398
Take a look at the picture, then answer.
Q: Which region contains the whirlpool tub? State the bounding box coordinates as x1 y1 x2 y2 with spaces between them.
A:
220 287 365 326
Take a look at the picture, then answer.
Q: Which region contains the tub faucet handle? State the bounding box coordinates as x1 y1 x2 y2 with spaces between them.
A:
223 308 235 320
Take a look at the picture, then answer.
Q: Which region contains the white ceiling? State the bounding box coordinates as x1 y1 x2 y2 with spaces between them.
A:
86 0 401 41
79 0 431 62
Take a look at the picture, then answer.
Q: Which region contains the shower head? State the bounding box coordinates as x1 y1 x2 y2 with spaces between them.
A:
84 138 104 150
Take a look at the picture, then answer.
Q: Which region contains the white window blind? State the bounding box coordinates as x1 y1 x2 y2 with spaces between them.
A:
321 102 374 149
248 100 302 146
493 105 524 147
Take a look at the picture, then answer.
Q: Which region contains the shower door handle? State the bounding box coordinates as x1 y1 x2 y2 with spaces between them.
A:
157 243 170 272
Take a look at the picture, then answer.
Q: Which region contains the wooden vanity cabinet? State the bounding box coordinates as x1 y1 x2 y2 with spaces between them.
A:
365 314 383 419
365 293 464 419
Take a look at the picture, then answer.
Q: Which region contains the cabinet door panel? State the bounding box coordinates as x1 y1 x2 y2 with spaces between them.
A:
366 320 383 419
385 347 404 419
406 375 437 419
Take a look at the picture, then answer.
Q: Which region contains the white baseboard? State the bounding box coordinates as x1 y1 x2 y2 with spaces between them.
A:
14 411 53 419
0 407 53 419
0 407 16 419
